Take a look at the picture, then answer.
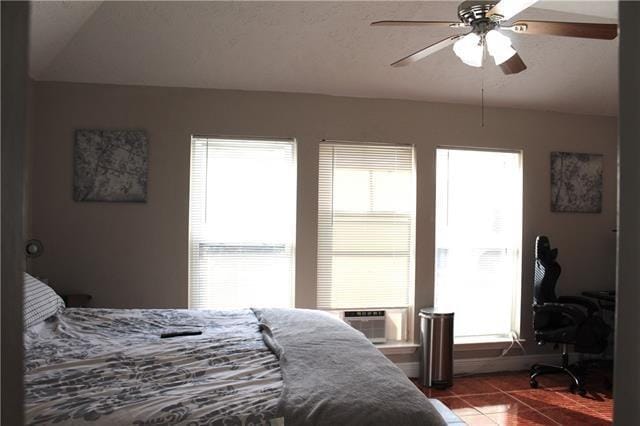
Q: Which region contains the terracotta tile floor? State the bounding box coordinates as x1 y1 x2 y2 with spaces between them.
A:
412 369 613 425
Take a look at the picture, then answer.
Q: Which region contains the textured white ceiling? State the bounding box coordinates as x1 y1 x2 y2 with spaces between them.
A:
29 1 102 78
29 1 619 116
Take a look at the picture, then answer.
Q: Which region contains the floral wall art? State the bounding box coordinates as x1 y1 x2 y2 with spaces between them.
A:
550 151 603 213
73 129 148 202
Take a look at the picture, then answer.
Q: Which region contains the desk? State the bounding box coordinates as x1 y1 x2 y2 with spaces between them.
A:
582 290 615 310
581 290 615 387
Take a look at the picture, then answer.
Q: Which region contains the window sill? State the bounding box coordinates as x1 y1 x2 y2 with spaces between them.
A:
373 337 526 354
375 341 419 355
454 336 526 352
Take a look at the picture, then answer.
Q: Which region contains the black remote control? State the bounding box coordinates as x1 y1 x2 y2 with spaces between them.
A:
160 330 203 338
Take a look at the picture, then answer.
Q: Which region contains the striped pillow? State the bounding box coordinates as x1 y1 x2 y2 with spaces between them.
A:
23 273 65 329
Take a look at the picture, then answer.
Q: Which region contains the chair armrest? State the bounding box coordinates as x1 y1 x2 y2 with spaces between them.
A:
557 295 599 315
533 302 587 325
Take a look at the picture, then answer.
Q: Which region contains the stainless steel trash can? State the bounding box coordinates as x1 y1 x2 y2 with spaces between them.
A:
419 308 454 389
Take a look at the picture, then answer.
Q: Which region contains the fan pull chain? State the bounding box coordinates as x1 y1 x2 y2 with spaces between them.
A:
482 77 485 128
481 37 485 128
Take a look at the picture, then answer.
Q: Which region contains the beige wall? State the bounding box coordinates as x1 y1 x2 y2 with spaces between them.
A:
29 81 617 355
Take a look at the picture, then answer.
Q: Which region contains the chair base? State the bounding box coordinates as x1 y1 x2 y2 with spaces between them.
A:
529 344 587 395
530 363 586 395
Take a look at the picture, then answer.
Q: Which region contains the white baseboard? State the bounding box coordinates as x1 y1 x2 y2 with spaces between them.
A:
396 362 420 378
397 353 574 378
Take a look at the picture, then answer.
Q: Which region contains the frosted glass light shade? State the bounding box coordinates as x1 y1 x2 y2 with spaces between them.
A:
453 33 483 68
486 30 517 65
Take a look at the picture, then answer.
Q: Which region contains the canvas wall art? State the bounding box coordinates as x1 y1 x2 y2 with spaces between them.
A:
74 129 148 202
550 151 603 213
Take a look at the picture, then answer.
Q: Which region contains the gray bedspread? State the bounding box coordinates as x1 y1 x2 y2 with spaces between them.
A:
254 308 447 426
26 307 449 425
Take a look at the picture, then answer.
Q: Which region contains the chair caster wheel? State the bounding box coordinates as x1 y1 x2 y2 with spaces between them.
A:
530 379 538 389
569 383 586 395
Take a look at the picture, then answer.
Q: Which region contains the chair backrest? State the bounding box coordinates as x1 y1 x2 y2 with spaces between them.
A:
534 235 561 305
533 236 609 350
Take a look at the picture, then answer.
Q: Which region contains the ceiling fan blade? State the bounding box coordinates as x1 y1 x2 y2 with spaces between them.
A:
500 52 527 75
371 20 465 28
511 20 618 39
391 35 463 67
487 0 540 21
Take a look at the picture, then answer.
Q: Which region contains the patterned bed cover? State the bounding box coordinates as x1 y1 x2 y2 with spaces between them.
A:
25 308 455 425
24 308 283 425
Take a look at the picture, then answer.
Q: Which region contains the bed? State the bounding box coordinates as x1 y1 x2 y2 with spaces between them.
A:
23 275 462 425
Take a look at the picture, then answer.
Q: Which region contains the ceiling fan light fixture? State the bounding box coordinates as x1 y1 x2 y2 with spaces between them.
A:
486 29 517 65
453 33 483 67
374 0 617 75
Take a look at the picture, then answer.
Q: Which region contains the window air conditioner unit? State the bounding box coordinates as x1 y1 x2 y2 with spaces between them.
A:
343 310 387 343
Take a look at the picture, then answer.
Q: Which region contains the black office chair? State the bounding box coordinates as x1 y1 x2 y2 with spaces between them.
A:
530 235 610 395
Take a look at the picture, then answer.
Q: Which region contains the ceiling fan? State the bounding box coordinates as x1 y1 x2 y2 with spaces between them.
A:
371 0 617 75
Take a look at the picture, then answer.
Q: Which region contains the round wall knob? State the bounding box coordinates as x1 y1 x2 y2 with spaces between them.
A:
25 239 44 258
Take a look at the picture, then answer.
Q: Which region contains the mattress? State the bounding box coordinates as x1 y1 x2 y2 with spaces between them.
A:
25 307 452 425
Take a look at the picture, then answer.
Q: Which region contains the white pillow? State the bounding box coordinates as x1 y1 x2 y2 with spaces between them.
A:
23 273 65 329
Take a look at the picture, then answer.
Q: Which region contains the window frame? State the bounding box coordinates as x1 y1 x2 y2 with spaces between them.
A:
188 134 298 309
316 140 417 342
433 145 524 343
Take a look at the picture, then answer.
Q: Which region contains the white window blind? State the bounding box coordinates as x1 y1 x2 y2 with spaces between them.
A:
317 142 416 310
189 137 296 309
434 148 523 339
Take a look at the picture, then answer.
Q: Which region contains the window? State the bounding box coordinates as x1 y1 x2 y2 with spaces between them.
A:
434 148 523 340
317 142 416 312
189 137 296 309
